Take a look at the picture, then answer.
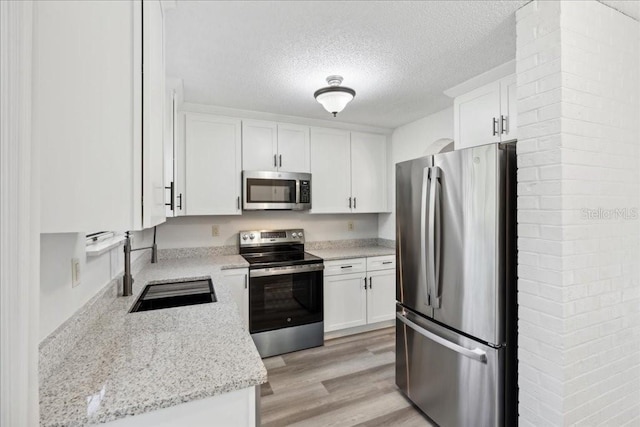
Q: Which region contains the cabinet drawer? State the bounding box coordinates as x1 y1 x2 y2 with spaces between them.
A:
366 255 396 271
324 258 366 276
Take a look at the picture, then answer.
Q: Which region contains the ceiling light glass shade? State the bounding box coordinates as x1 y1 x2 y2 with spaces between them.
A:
314 76 356 117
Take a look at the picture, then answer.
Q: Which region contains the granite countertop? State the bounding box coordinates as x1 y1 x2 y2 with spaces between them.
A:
307 245 395 261
39 255 266 426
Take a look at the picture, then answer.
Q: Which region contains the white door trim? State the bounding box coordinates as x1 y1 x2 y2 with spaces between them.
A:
0 1 39 425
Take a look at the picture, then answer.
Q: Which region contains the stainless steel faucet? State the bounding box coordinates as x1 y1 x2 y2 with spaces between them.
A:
122 227 158 296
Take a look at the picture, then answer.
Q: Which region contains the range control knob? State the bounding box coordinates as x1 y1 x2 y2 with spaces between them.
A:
298 232 303 238
249 233 255 240
291 232 298 238
242 234 248 241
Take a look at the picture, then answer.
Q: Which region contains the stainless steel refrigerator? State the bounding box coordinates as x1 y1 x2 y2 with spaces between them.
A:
395 142 517 427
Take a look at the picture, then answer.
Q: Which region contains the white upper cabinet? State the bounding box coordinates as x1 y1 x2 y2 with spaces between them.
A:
242 120 310 173
310 128 388 214
36 0 166 232
241 120 278 171
276 123 310 173
310 128 352 213
350 132 387 213
141 0 167 229
454 81 501 148
500 75 518 141
453 74 517 149
184 113 242 216
164 79 185 217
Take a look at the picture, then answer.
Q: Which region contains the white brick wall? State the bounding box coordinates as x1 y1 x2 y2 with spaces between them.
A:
516 1 640 425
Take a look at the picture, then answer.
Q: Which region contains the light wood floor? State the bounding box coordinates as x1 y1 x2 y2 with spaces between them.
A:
260 327 434 427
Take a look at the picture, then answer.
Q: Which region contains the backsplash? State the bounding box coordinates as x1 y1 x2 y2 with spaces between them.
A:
157 238 394 259
305 238 378 250
158 245 238 260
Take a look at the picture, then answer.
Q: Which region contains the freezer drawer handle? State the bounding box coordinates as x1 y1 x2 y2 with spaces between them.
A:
396 312 487 363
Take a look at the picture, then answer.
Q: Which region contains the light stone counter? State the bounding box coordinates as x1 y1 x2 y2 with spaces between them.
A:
39 255 266 426
307 246 395 261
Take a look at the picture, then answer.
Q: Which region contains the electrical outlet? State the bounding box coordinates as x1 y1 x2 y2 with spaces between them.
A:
71 258 81 287
211 225 220 237
347 221 354 231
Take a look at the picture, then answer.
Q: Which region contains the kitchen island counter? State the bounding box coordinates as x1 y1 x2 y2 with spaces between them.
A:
39 255 265 426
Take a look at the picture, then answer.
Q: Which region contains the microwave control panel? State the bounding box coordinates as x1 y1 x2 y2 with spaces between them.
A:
300 180 311 203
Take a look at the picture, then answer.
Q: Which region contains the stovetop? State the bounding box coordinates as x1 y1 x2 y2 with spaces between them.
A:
238 229 323 269
241 251 323 269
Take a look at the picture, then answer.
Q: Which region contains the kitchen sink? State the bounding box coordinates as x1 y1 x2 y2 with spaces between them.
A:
130 278 216 313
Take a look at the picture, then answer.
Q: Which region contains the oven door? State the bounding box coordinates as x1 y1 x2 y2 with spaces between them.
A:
249 263 323 333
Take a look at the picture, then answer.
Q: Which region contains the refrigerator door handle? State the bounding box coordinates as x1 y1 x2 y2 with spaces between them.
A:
396 312 487 363
420 167 432 306
428 166 442 308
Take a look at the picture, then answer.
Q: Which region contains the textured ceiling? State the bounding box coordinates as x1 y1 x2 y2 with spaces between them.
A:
166 1 528 129
600 1 640 20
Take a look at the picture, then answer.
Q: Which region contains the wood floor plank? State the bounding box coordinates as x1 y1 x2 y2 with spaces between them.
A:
267 351 394 393
286 389 412 427
260 327 432 427
354 404 435 427
263 355 286 369
260 381 274 397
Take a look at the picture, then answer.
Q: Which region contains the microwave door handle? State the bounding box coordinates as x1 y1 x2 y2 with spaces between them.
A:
420 167 431 307
295 179 300 204
428 166 441 308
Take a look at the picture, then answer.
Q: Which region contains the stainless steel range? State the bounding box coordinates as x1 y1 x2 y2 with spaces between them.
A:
239 229 324 358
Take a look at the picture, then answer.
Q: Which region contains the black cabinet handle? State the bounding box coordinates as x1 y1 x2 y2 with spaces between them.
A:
279 154 282 167
341 265 353 269
177 193 183 210
492 117 499 136
274 154 277 167
164 182 174 210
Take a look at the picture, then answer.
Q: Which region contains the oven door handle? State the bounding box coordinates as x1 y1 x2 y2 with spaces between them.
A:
250 263 324 278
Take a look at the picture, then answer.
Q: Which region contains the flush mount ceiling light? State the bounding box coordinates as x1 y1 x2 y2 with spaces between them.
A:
313 75 356 117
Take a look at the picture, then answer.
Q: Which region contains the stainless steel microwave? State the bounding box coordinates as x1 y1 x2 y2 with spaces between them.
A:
242 171 311 211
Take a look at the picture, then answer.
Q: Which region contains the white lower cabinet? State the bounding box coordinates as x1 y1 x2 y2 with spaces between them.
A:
222 268 249 329
100 386 257 426
366 269 396 324
323 255 396 334
324 271 368 332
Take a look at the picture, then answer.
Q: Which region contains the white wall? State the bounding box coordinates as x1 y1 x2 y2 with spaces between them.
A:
516 1 639 425
39 229 152 341
157 212 379 248
378 107 454 240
